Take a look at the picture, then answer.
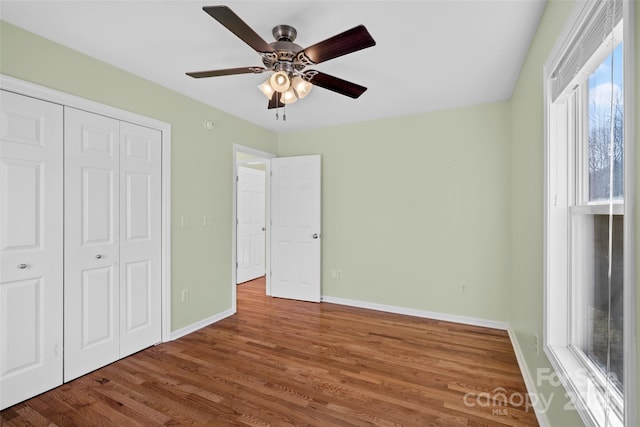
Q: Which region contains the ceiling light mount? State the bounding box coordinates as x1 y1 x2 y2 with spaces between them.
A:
272 24 297 43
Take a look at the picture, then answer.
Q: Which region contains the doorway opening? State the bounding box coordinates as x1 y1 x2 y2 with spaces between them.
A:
232 144 274 312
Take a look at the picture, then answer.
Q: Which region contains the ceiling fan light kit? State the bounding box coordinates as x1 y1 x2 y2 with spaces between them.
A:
257 80 275 99
186 5 376 121
280 87 298 105
292 76 312 99
269 71 290 92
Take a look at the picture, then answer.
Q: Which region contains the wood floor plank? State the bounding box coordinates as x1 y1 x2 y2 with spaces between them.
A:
1 276 538 426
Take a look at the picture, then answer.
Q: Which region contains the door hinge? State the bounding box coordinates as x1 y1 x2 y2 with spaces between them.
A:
270 270 272 277
236 262 238 268
236 176 239 182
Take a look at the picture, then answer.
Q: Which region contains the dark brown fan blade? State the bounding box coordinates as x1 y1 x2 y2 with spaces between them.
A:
303 71 367 99
267 91 285 109
297 25 375 65
203 6 275 53
186 67 266 78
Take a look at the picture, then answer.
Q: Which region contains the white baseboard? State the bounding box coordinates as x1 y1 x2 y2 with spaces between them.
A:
508 328 551 427
320 295 510 330
170 308 235 341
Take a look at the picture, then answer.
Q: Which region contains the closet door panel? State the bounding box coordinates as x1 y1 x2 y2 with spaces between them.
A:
64 108 120 381
119 122 161 357
0 90 63 410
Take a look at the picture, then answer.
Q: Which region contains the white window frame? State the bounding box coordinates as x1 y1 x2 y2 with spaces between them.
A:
543 1 635 426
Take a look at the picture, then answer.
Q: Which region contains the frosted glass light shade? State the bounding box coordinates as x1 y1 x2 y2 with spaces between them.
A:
280 88 298 104
292 76 312 99
257 80 275 99
270 71 290 92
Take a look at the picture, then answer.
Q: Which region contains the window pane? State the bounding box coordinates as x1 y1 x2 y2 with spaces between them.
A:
588 43 624 202
575 214 624 392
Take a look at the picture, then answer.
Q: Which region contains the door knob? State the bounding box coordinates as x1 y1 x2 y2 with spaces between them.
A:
95 254 103 259
312 233 319 239
262 227 266 231
18 263 27 269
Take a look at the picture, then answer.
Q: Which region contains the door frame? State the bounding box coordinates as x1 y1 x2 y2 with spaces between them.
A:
232 144 274 311
0 74 173 343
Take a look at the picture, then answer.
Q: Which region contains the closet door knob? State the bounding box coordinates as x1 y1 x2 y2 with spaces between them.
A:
95 254 103 259
18 263 27 269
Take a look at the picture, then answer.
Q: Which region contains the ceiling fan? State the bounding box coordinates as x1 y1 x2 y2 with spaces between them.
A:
186 5 376 112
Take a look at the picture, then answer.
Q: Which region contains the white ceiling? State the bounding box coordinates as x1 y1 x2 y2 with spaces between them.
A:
0 0 546 133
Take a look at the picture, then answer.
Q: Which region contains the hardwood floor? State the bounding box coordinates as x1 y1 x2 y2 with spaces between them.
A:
1 277 538 426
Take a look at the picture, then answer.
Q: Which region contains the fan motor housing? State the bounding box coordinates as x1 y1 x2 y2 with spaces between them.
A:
261 25 305 71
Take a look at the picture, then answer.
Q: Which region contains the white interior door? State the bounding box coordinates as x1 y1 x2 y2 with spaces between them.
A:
270 155 321 302
237 166 266 284
118 121 162 358
64 108 120 381
0 90 64 409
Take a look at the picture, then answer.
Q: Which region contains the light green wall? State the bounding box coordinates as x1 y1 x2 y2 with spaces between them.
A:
0 21 278 331
278 102 512 322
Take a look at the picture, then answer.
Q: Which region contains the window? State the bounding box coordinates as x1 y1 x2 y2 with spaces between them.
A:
567 43 624 421
575 43 624 391
544 1 634 426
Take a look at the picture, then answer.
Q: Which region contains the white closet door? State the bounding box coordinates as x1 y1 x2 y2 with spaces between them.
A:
64 108 120 381
118 122 161 358
0 90 64 409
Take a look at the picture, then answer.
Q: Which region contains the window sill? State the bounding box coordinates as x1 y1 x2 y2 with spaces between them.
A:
545 344 623 427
